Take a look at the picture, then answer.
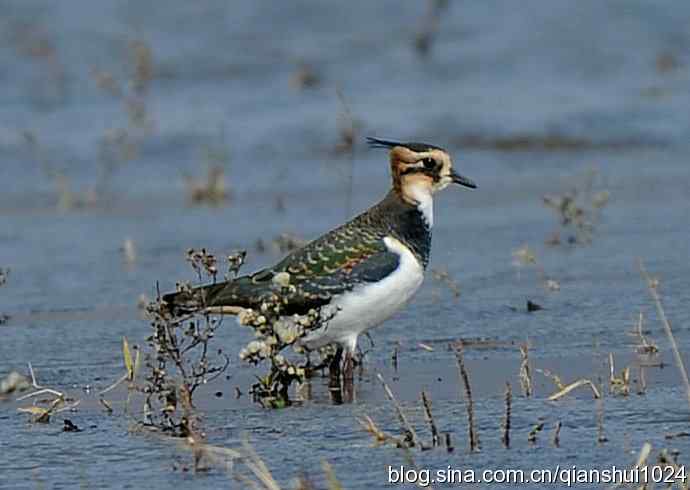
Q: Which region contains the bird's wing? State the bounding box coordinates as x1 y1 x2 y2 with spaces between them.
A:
207 226 401 314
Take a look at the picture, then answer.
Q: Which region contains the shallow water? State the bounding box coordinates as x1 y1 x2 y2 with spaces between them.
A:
1 1 690 489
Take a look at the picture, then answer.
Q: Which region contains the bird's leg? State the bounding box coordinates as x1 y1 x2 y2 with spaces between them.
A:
343 351 355 383
328 346 343 389
342 351 355 403
302 352 314 379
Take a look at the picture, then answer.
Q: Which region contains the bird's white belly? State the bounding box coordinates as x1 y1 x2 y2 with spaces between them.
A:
302 236 424 352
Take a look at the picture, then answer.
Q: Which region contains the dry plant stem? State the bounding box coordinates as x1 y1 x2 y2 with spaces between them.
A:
639 260 690 412
597 394 608 444
552 421 562 447
454 346 480 452
322 460 344 490
421 390 440 447
238 438 282 490
519 344 533 397
633 311 658 355
547 378 601 401
657 450 690 490
357 414 406 447
637 365 647 395
445 432 454 453
99 373 128 396
204 305 245 316
377 373 419 447
99 398 114 414
608 442 651 490
16 362 64 401
528 423 544 444
502 382 511 449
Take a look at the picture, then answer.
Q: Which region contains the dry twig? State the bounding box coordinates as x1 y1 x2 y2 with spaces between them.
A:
421 390 440 447
377 373 419 447
639 260 690 411
519 344 533 397
502 382 512 448
454 345 480 452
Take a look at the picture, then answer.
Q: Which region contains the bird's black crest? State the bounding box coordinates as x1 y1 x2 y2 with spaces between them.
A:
366 137 443 153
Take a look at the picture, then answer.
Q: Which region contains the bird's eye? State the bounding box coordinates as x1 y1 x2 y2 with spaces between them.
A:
423 158 435 169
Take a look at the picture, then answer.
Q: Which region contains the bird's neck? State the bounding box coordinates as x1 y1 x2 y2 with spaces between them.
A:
375 189 433 268
402 181 434 228
391 171 435 229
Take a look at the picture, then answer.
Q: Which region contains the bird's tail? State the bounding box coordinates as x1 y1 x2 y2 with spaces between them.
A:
161 275 267 316
161 281 231 316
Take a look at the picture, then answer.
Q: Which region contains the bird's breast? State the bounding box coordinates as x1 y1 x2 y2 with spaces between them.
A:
327 236 424 330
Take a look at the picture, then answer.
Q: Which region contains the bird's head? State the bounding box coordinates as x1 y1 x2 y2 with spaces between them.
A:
367 137 476 206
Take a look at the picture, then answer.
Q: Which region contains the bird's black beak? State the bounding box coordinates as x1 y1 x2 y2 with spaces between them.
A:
451 170 477 189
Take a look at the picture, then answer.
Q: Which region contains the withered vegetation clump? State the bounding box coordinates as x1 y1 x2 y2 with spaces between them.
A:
542 168 610 246
143 248 332 422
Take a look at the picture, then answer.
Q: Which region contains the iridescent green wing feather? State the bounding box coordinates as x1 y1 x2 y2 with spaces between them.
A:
215 220 399 314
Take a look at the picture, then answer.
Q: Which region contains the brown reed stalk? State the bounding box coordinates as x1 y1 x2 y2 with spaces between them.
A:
502 382 512 448
639 260 690 412
377 373 419 447
597 391 608 444
421 390 440 447
552 420 562 447
454 345 480 452
519 344 533 397
445 433 454 453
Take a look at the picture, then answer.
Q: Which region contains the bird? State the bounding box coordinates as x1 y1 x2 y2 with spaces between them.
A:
163 137 476 374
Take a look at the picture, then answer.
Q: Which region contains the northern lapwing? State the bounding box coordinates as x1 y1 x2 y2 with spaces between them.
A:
163 137 476 376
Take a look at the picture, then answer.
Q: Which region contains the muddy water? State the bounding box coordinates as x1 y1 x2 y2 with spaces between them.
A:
2 1 690 489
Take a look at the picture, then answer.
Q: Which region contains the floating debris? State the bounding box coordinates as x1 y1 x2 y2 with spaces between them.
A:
527 300 543 312
62 419 82 432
